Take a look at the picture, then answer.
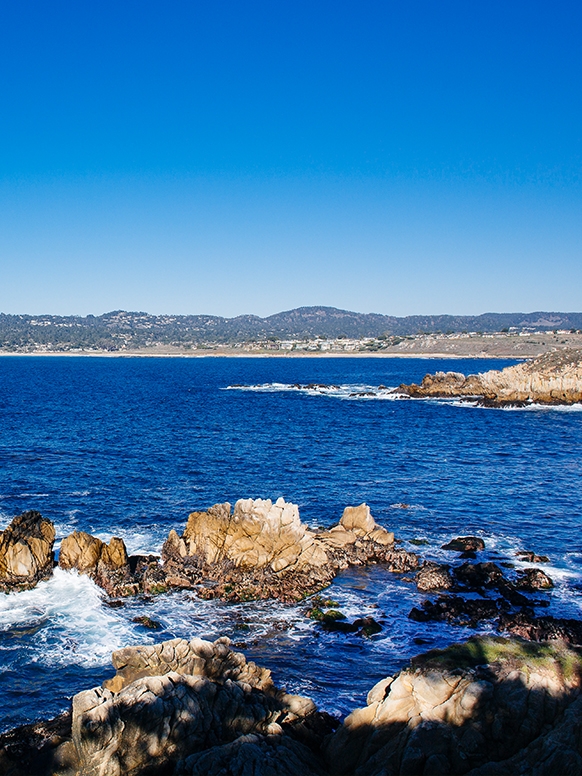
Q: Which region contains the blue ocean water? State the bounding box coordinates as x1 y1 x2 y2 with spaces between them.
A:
0 355 581 731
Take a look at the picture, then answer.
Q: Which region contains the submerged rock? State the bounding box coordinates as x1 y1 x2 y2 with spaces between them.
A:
0 511 55 593
397 348 582 406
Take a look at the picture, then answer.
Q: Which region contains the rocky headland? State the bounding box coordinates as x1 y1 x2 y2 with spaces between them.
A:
2 634 582 776
397 348 582 406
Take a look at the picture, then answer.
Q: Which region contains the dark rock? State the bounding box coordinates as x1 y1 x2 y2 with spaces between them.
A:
132 615 161 629
442 536 485 552
0 712 74 776
453 561 504 590
514 567 554 591
498 611 582 645
516 550 550 563
409 595 503 627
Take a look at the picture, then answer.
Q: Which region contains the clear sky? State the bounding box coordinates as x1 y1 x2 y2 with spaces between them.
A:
1 0 581 317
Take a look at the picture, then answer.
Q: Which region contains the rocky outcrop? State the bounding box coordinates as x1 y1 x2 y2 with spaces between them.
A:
59 531 138 596
0 511 55 592
416 562 454 592
162 498 417 602
57 636 333 776
325 636 582 776
397 348 582 406
4 636 582 776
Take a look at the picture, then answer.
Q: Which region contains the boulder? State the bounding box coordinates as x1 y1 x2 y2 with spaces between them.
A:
416 562 454 592
59 531 140 596
176 733 326 776
514 568 554 591
325 636 582 776
0 511 55 592
103 635 275 695
68 636 331 776
442 536 485 553
338 504 394 545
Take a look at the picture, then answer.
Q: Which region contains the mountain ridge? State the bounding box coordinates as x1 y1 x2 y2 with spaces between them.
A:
1 306 581 351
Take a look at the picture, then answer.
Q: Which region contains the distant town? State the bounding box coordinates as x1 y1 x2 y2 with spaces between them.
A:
1 307 581 357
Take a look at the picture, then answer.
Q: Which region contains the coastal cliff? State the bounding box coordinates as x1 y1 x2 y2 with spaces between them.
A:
397 348 582 406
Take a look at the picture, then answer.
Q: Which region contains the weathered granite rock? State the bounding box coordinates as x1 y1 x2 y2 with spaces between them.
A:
416 562 454 592
0 511 55 592
68 636 332 776
397 348 582 406
103 635 275 694
59 530 140 596
162 499 416 602
325 636 582 776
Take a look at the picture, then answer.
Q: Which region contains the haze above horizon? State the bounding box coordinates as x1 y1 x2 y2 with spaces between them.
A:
1 1 581 317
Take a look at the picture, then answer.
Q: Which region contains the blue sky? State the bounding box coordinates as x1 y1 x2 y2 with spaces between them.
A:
1 0 580 316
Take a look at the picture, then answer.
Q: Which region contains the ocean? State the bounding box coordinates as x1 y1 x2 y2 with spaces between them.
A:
0 355 581 731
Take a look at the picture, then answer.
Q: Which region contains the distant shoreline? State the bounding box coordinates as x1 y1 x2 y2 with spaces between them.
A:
0 350 522 360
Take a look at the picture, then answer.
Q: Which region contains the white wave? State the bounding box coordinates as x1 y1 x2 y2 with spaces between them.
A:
225 383 582 412
224 383 401 400
0 568 144 666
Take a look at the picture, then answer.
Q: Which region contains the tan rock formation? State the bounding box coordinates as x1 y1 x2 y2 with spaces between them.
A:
398 348 582 405
325 636 582 776
162 498 415 602
178 497 329 573
103 635 275 695
59 530 136 596
0 511 55 592
69 636 328 776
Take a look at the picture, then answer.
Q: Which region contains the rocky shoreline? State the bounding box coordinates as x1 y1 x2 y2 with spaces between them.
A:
2 633 582 775
3 500 582 774
396 348 582 406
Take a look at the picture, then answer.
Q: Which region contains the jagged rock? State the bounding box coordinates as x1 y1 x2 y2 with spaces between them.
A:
442 536 485 552
498 612 582 645
0 511 55 592
397 348 582 406
68 636 330 776
59 530 140 596
337 504 395 545
176 733 327 775
416 562 454 591
409 595 503 627
514 567 554 591
325 636 582 776
103 636 275 694
453 561 505 589
162 499 416 602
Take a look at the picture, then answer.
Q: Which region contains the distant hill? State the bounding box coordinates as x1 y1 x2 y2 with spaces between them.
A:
0 307 581 351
